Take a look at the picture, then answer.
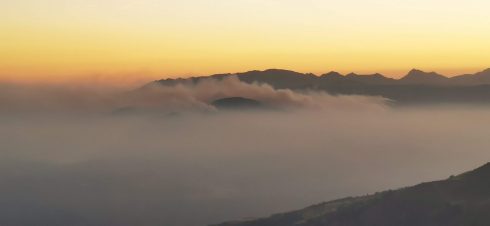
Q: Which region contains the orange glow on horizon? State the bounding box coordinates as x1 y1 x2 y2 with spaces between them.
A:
2 0 490 84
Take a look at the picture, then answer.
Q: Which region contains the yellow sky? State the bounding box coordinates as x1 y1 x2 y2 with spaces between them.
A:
2 0 490 83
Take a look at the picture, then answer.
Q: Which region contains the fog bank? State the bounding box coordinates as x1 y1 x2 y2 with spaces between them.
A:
0 77 387 115
0 79 489 226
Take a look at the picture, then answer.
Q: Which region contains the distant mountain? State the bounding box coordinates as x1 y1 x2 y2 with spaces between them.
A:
399 69 449 85
149 68 490 104
237 69 318 90
320 71 343 79
153 69 316 90
451 68 490 85
212 163 490 226
343 73 396 85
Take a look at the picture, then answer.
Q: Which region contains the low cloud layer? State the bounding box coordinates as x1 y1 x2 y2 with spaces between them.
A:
0 79 489 226
138 77 388 111
0 77 387 115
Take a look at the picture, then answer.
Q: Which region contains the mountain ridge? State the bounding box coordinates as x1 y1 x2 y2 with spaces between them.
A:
149 68 490 104
154 68 490 87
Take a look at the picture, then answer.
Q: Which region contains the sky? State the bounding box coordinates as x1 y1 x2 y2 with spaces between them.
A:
2 0 490 83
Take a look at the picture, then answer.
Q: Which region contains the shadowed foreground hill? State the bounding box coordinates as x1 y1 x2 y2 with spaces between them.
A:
213 163 490 226
212 97 262 110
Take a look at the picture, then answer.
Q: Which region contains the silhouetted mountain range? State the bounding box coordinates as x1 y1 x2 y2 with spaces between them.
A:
150 68 490 104
212 163 490 226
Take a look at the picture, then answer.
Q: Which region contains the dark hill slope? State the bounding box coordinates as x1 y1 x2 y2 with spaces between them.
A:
212 97 262 110
213 163 490 226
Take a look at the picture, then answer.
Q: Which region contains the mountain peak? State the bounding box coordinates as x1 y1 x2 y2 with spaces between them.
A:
408 68 425 74
262 69 303 74
401 69 448 84
348 73 386 78
321 71 344 79
406 69 442 77
239 69 305 76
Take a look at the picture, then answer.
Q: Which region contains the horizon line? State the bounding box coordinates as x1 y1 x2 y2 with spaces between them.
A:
158 67 490 81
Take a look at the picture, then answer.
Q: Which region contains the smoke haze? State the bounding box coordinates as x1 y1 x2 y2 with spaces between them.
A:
0 79 489 226
0 77 387 115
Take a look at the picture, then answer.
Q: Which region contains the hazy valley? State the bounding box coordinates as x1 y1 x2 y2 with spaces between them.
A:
2 71 490 225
